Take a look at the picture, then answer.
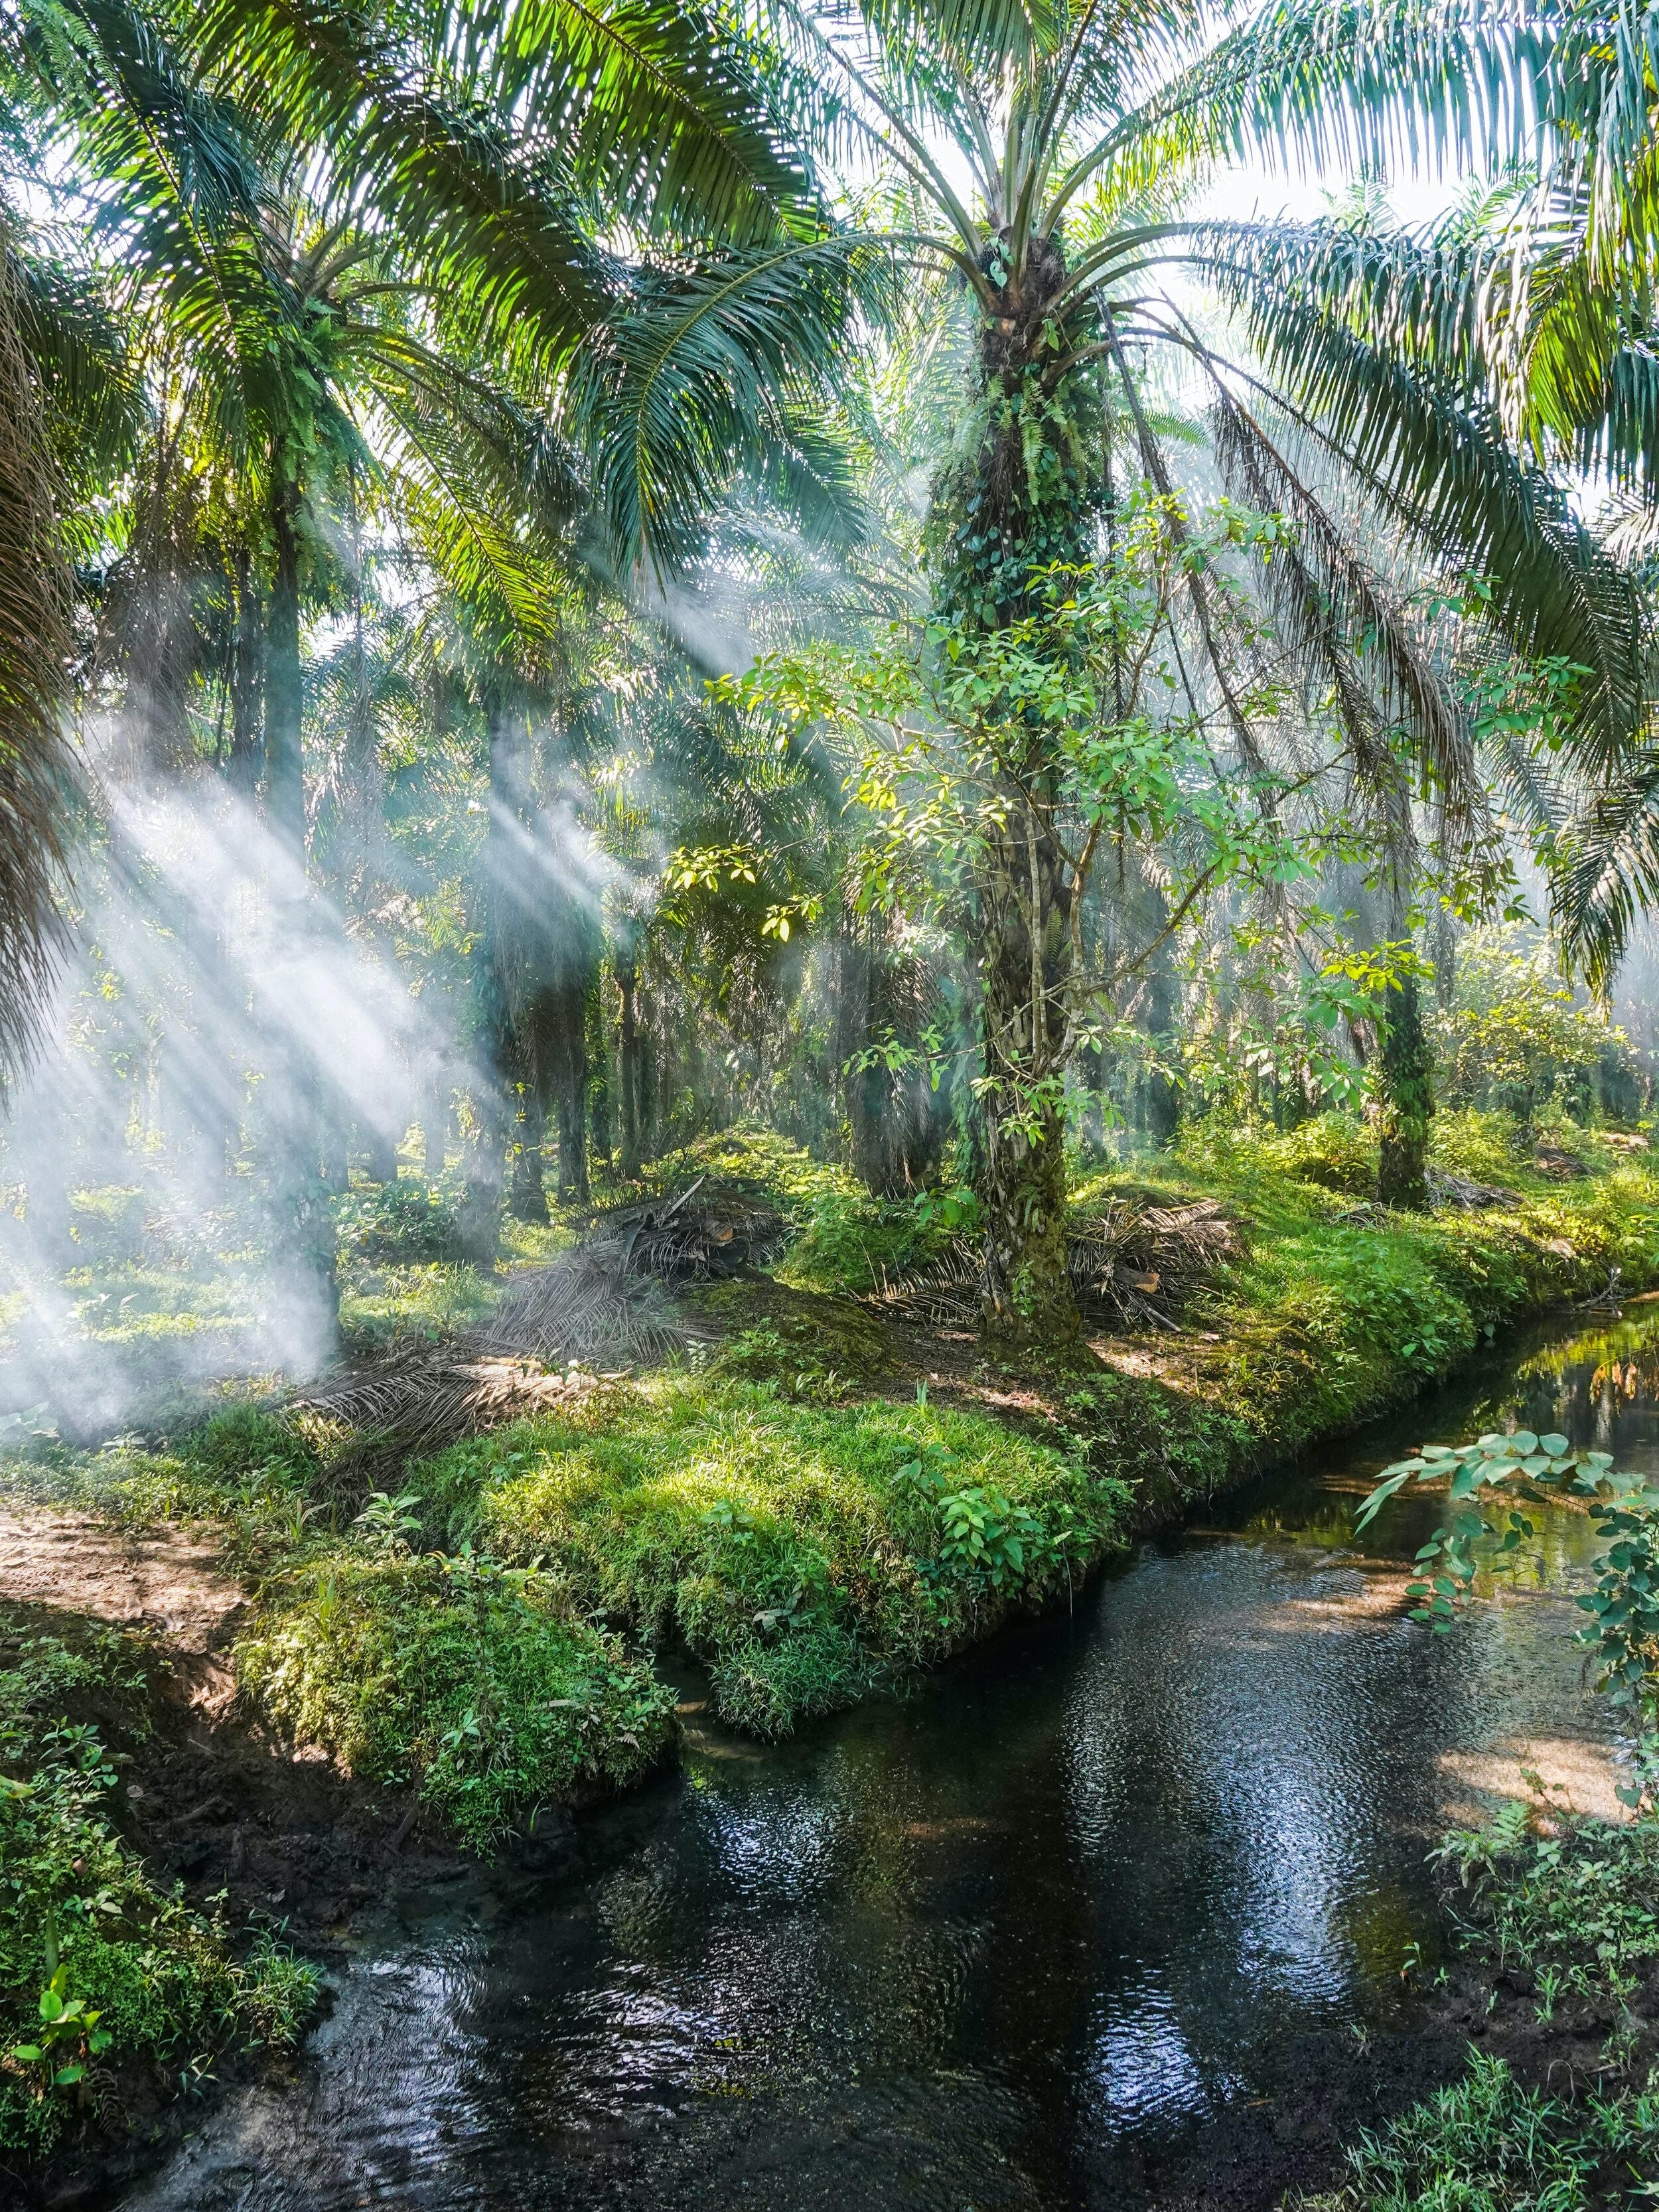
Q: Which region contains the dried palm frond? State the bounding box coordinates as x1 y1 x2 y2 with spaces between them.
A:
293 1350 616 1469
1426 1169 1521 1211
482 1248 692 1366
869 1236 984 1328
482 1176 785 1363
1068 1199 1239 1329
287 1177 782 1467
874 1199 1240 1333
587 1175 789 1279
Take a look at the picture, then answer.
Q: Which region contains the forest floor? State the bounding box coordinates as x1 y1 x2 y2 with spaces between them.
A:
5 1108 1659 2200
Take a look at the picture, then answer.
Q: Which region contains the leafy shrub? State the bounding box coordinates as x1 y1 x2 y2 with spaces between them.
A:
334 1179 463 1264
1429 1106 1526 1187
238 1548 675 1846
776 1187 940 1295
1433 926 1640 1133
1260 1112 1378 1196
415 1380 1129 1737
66 1186 147 1262
0 1615 315 2158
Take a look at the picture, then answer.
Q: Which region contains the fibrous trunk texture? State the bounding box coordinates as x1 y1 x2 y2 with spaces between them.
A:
1378 968 1433 1209
977 793 1078 1343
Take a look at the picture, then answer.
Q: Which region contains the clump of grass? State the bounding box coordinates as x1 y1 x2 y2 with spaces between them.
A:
237 1548 676 1846
0 1611 315 2160
1295 2047 1659 2210
1433 1812 1659 2027
413 1379 1131 1736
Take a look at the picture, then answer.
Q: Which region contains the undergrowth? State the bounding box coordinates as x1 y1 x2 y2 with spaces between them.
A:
238 1550 674 1847
1435 1813 1659 2053
410 1379 1130 1735
1296 2047 1659 2210
1303 1811 1659 2208
1066 1120 1659 1491
0 1609 315 2160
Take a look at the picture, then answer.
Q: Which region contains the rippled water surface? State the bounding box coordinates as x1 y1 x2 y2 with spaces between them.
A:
125 1309 1659 2211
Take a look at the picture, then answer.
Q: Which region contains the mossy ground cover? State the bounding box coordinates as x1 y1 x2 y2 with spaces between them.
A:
409 1380 1127 1735
1062 1112 1659 1510
236 1550 675 1848
0 1606 316 2162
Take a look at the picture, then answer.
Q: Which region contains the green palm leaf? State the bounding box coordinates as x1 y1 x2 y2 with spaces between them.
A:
1190 218 1651 770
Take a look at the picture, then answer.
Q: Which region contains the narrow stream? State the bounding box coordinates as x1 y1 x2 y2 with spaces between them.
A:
125 1309 1659 2211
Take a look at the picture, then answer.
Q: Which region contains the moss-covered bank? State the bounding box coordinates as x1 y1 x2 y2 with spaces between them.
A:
7 1116 1659 1862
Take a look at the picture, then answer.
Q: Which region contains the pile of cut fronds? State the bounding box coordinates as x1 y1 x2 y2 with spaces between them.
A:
873 1197 1238 1332
293 1178 786 1461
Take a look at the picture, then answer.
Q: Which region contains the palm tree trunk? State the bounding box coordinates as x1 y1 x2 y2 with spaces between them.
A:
461 688 522 1265
549 978 591 1204
1377 967 1433 1207
930 236 1099 1343
587 987 613 1173
226 548 263 795
363 1124 399 1184
458 1065 508 1266
508 1088 548 1220
265 472 304 851
260 463 339 1352
978 794 1078 1343
1376 869 1433 1209
617 964 642 1178
1141 893 1181 1149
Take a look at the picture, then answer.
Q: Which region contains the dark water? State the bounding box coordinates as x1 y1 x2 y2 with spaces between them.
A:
125 1310 1659 2212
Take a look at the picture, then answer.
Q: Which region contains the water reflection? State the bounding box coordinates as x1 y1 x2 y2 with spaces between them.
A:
121 1309 1659 2212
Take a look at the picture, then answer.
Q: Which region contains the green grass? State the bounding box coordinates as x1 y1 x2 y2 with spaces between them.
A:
0 1609 315 2160
410 1378 1130 1735
1296 2047 1659 2210
1064 1118 1659 1497
237 1550 675 1848
1435 1812 1659 2037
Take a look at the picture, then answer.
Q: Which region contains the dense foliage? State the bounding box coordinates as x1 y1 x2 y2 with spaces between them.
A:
0 1614 314 2156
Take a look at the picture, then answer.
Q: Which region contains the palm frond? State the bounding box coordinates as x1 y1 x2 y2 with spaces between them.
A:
0 228 76 1084
1209 385 1482 839
571 234 897 571
1550 748 1659 995
1190 218 1652 771
13 246 145 524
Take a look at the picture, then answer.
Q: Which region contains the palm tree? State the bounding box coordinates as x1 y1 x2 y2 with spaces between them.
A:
9 0 841 1327
585 0 1650 1339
